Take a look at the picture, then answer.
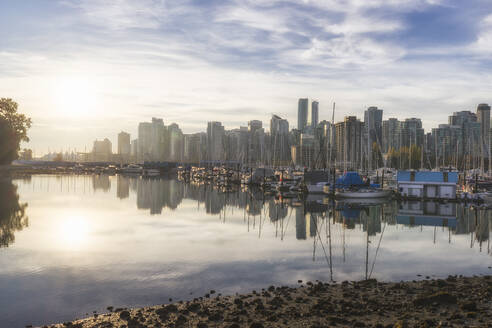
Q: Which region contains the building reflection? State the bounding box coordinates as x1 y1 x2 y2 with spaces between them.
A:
136 178 184 214
127 176 492 246
117 175 130 199
397 201 457 228
0 179 29 247
92 175 111 192
12 175 492 253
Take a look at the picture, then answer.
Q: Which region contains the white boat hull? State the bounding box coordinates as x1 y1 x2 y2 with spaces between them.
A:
306 184 326 194
336 189 392 199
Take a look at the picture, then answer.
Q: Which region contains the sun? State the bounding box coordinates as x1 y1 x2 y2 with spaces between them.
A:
52 76 100 117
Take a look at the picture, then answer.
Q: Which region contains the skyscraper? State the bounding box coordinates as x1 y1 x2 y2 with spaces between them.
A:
477 103 491 171
137 122 152 162
382 118 400 153
335 116 363 170
309 101 319 129
400 118 424 149
248 120 265 164
168 123 183 162
207 121 225 161
117 131 131 155
364 107 383 169
92 138 112 162
150 117 165 161
270 115 290 165
297 98 309 131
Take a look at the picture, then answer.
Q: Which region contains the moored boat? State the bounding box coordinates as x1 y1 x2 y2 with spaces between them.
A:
336 188 392 199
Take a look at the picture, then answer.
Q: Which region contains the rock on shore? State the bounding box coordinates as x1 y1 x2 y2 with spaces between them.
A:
43 275 491 328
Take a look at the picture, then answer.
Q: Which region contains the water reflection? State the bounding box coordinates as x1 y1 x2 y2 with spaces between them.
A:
11 175 492 253
3 175 492 327
0 178 28 247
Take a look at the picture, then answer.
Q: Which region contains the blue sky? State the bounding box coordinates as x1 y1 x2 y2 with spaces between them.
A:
1 0 492 154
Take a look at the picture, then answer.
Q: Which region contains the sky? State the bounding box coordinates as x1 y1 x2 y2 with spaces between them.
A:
2 0 492 155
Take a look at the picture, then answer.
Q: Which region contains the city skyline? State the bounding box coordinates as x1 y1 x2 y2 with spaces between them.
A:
39 99 492 174
3 1 492 154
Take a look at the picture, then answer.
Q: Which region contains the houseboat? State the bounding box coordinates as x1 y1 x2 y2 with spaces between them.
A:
397 171 458 200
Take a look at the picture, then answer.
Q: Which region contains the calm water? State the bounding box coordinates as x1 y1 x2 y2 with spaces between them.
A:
0 175 491 327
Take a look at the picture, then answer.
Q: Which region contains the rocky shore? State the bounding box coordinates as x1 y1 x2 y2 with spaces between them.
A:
43 275 491 328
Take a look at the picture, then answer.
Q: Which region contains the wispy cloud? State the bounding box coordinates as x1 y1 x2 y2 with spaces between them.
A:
1 0 492 153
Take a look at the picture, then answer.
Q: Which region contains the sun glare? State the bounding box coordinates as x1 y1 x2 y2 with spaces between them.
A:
58 216 90 250
53 76 99 117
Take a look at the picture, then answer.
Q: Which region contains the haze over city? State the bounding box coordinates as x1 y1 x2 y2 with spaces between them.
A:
2 0 492 155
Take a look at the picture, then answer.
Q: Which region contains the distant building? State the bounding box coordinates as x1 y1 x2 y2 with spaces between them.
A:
364 106 383 169
298 98 309 132
150 117 166 161
400 118 424 149
117 131 131 163
270 115 290 166
448 111 480 167
382 118 400 153
477 103 491 170
432 124 462 167
168 123 183 162
308 101 319 130
207 121 225 162
92 138 112 162
137 122 152 162
248 120 265 164
184 132 207 163
299 133 316 167
335 116 363 169
131 139 138 161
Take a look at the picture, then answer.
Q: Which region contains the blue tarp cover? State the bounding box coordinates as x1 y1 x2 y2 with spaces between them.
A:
336 171 365 187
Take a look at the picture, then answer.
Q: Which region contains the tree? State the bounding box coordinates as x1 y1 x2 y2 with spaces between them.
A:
0 99 32 165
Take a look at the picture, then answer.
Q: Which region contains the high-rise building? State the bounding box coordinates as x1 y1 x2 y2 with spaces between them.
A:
117 131 131 156
477 103 491 170
297 98 309 132
150 117 166 161
137 122 152 162
400 118 424 149
382 118 400 153
270 115 290 165
364 107 383 169
168 123 183 162
448 111 480 166
92 138 112 161
308 101 319 129
248 120 265 164
335 116 363 169
131 139 138 161
432 124 462 167
207 121 225 162
270 115 289 135
184 132 207 163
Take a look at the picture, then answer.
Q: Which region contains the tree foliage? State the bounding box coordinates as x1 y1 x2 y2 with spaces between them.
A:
386 145 422 169
0 98 32 165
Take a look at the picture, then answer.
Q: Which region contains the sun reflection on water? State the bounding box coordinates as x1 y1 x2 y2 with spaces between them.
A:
58 216 90 250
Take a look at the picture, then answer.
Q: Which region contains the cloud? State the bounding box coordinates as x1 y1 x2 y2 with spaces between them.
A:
61 0 168 29
1 0 492 153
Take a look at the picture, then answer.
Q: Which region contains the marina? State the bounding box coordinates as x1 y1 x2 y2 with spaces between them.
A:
0 174 491 327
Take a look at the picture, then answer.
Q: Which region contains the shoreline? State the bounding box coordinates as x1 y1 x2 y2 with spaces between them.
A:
43 275 491 328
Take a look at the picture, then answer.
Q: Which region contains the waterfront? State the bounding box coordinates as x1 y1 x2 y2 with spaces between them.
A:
0 175 491 327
